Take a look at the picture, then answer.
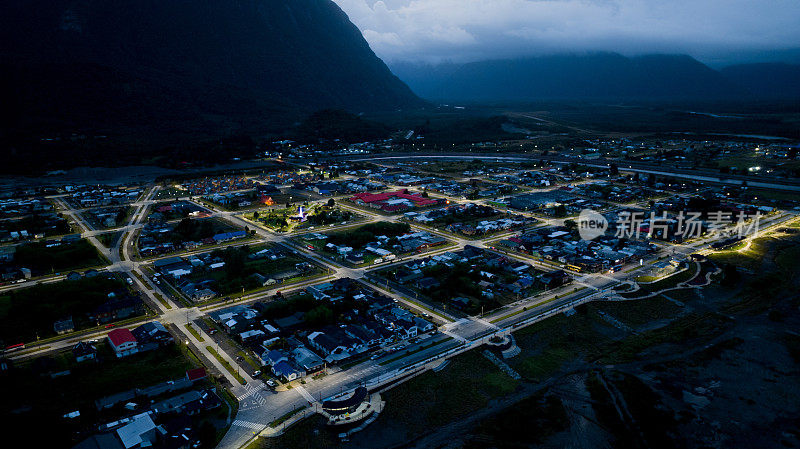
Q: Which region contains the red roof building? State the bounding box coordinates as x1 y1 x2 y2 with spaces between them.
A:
350 189 438 212
186 367 207 382
107 328 138 358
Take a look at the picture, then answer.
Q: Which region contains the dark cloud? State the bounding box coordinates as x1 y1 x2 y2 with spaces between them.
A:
333 0 800 64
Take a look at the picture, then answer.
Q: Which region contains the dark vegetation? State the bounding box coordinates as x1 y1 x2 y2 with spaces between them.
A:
326 222 410 248
306 207 353 226
292 109 391 143
0 276 129 343
167 218 232 244
587 370 682 449
357 351 518 442
198 245 314 295
0 0 421 173
422 263 483 308
431 204 501 225
0 343 196 449
0 213 71 236
13 239 105 273
259 291 369 329
411 115 522 145
461 393 569 448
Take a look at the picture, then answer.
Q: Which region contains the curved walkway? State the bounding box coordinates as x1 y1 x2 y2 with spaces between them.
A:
609 262 721 302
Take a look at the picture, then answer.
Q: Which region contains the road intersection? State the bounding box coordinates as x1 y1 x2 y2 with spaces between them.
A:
5 164 797 449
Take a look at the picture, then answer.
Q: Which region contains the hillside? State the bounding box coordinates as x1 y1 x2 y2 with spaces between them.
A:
391 53 745 102
720 63 800 99
0 0 422 143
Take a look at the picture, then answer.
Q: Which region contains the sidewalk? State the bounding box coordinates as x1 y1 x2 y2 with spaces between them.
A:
174 324 252 387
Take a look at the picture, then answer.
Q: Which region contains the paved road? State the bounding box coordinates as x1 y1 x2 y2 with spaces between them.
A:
346 153 800 192
10 162 798 449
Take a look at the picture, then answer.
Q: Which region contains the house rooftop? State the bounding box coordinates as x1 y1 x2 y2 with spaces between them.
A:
107 328 136 346
116 413 157 449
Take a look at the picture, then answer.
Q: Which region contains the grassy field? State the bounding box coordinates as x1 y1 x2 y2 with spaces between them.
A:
710 233 800 275
708 236 772 271
154 186 187 200
586 370 679 449
96 230 124 248
367 350 519 442
459 392 569 447
0 276 138 343
510 312 616 381
589 296 684 328
12 239 107 274
622 263 699 298
601 312 734 364
178 244 323 298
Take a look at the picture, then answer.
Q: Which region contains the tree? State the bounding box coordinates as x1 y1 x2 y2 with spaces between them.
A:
721 263 740 287
327 198 336 207
305 305 334 327
198 422 217 448
253 211 259 219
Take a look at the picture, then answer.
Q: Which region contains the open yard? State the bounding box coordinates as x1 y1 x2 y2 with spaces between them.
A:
180 244 324 296
0 275 142 343
244 203 361 233
9 239 107 274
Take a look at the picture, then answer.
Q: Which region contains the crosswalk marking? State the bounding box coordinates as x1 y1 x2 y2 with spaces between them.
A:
235 390 254 400
232 420 264 431
295 385 317 404
236 382 267 404
249 383 267 405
